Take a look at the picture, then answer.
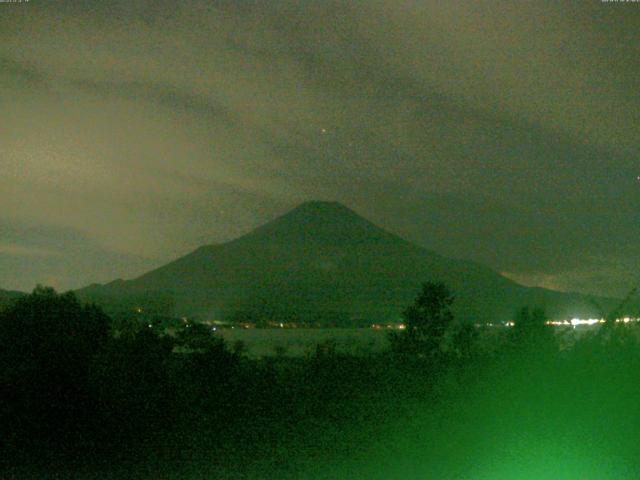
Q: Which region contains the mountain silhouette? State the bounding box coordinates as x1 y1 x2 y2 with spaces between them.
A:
0 288 25 309
78 201 617 324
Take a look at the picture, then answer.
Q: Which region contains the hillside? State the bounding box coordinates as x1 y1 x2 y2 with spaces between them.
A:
0 288 25 309
78 201 619 324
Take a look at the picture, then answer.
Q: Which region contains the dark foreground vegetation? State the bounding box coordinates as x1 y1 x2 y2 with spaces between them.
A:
2 284 640 479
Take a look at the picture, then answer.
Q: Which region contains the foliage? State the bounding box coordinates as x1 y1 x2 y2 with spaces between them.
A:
510 306 556 353
391 281 455 356
447 322 479 360
6 283 640 479
0 286 110 460
175 322 225 353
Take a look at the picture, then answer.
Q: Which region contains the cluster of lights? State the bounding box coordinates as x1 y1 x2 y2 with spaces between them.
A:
482 317 640 328
547 318 603 327
547 317 638 327
371 323 406 330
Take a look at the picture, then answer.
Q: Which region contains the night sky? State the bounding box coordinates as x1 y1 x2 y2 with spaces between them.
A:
1 0 639 297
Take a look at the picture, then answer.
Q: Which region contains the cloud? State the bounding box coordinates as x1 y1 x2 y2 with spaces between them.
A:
0 221 160 291
0 0 638 295
501 255 639 299
0 243 59 257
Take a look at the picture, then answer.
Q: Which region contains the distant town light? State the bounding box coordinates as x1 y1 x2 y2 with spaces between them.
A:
480 317 640 328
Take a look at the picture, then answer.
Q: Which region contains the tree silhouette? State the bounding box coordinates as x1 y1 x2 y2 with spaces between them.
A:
510 306 556 353
392 281 455 355
0 286 110 457
449 322 478 360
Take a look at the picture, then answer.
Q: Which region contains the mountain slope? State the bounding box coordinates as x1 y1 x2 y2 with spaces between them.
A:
0 288 26 309
78 201 618 324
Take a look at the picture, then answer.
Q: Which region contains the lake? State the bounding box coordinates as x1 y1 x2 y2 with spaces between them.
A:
217 328 391 358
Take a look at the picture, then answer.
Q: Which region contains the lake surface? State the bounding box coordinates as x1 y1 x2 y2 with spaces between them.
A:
217 328 391 358
215 323 629 358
